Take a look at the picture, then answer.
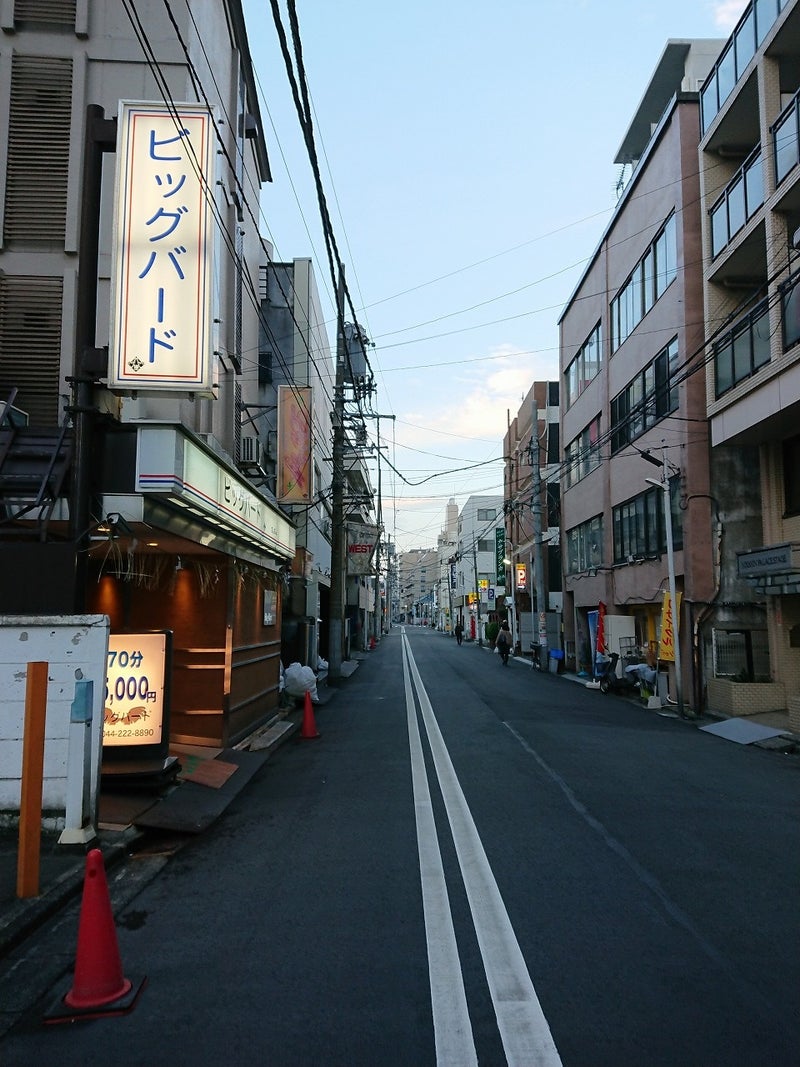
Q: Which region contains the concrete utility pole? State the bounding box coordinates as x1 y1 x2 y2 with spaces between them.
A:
372 415 385 644
530 398 548 668
327 264 347 681
472 540 483 647
646 444 687 719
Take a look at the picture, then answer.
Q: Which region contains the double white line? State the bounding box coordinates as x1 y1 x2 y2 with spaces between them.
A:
402 632 562 1067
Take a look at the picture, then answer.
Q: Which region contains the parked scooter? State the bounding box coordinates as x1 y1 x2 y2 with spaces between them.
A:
596 652 641 695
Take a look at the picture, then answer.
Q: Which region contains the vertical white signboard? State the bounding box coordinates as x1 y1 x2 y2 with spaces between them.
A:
109 101 215 394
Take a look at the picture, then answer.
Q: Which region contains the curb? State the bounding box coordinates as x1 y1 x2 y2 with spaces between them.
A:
0 826 140 961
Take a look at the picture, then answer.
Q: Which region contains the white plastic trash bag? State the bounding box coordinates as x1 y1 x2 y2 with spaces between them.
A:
284 661 320 703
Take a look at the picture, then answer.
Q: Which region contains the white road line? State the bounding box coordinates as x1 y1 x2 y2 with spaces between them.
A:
402 639 478 1066
403 633 562 1067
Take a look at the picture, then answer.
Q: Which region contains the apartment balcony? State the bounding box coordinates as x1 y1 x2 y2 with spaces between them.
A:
710 146 765 259
709 290 800 445
700 0 796 142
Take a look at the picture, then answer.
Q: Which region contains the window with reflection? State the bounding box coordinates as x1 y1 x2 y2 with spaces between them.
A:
610 338 679 453
611 214 677 351
564 322 602 408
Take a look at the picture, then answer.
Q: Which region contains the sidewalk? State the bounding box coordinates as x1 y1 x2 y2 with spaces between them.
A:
0 662 358 960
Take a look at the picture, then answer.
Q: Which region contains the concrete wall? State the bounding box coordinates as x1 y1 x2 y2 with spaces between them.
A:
0 616 109 825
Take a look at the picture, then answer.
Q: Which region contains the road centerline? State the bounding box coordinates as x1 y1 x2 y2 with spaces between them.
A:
403 632 562 1067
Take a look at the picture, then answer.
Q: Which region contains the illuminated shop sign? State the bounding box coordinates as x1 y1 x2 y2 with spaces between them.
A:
103 632 170 755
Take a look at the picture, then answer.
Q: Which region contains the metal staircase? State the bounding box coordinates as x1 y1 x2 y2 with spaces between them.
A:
0 391 73 540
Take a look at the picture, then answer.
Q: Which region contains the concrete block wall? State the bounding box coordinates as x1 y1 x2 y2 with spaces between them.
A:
0 617 108 824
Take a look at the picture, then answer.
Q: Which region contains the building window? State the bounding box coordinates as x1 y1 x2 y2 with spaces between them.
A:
611 214 676 352
564 322 602 408
566 515 603 575
610 338 679 454
612 477 682 563
564 415 601 489
712 628 770 681
477 508 496 521
714 298 770 397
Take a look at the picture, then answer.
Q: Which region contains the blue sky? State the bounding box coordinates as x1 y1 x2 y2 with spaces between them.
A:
242 0 747 551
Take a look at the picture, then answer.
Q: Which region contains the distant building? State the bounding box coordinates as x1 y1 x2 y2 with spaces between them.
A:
398 548 438 624
452 495 504 641
503 382 561 653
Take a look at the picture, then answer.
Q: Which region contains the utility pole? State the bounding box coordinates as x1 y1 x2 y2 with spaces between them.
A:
646 445 688 719
530 398 548 669
472 540 483 647
372 415 383 644
328 264 347 681
447 555 454 635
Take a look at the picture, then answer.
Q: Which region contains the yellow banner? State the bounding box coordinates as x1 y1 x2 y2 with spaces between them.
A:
658 590 682 661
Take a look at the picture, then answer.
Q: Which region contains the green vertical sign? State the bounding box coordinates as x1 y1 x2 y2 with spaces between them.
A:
495 527 505 585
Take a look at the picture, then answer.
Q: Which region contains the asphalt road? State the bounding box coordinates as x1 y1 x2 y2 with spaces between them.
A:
2 626 798 1066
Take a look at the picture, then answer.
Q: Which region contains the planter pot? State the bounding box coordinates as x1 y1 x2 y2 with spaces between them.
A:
706 678 786 717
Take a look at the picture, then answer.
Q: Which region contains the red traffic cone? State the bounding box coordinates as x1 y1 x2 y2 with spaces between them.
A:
45 849 146 1023
300 689 320 739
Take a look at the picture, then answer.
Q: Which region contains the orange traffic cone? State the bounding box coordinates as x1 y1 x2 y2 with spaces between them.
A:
45 849 146 1023
300 689 320 739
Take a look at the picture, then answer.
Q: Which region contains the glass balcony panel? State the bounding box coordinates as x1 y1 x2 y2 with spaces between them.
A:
715 339 734 396
782 278 800 350
755 0 779 45
735 10 756 76
701 78 718 134
744 151 764 215
711 200 729 258
728 176 746 236
774 109 799 184
732 325 751 383
717 44 737 107
752 305 771 368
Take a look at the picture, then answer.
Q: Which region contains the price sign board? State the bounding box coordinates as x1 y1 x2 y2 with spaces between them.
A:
103 631 172 759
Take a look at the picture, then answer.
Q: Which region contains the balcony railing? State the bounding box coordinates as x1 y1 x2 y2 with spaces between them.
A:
701 0 788 135
772 89 800 185
709 146 764 258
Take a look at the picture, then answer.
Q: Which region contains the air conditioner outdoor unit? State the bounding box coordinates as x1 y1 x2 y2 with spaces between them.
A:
240 436 261 465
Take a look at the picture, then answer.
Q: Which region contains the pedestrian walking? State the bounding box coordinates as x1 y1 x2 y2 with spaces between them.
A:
496 622 511 666
455 620 464 646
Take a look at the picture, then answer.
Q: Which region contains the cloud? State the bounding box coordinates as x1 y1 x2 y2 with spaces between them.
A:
711 0 748 31
399 343 557 447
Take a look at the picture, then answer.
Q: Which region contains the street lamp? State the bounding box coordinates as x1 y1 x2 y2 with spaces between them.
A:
645 468 685 719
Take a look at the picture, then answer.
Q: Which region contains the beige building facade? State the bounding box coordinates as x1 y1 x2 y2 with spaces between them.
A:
700 0 800 728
